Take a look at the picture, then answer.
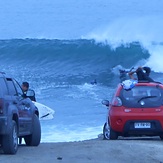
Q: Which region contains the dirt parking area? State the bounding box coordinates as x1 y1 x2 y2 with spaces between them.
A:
0 137 163 163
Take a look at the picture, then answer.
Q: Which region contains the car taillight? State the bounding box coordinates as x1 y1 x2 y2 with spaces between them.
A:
112 97 122 106
0 98 4 114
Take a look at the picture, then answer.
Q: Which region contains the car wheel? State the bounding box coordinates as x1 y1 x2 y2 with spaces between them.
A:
24 114 41 146
2 120 18 154
103 122 111 140
103 122 118 140
110 128 118 140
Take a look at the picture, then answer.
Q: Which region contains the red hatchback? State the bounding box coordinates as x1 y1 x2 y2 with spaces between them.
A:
102 81 163 140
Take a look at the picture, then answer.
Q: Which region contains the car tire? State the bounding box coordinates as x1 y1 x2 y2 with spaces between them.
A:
103 122 118 140
159 135 163 140
103 122 110 140
24 114 41 146
110 128 118 140
2 120 18 154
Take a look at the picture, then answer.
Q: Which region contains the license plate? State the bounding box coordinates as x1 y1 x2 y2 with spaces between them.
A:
134 122 151 128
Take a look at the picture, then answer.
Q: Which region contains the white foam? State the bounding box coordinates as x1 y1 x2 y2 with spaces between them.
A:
41 126 103 143
84 15 163 46
83 15 163 73
144 45 163 73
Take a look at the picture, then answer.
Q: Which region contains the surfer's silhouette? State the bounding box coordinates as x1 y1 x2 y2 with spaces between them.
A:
90 79 97 85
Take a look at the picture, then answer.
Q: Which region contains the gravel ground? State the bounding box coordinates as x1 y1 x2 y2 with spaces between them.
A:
0 137 163 163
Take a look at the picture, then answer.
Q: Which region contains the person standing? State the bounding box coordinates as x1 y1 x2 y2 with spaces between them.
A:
21 82 36 101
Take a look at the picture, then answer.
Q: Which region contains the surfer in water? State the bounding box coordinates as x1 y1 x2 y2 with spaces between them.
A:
90 79 97 85
119 69 128 82
119 67 134 82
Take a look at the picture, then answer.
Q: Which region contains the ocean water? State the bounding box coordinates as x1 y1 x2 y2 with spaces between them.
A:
0 0 163 142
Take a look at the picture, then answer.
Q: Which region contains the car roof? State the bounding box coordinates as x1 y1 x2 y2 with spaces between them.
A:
119 81 163 87
136 81 163 87
0 72 13 79
116 81 163 94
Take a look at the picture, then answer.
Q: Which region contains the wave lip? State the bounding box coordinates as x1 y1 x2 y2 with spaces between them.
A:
0 39 151 81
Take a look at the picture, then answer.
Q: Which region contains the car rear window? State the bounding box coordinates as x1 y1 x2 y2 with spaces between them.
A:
120 85 163 108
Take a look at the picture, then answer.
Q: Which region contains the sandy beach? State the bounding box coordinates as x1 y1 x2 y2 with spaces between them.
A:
0 136 163 163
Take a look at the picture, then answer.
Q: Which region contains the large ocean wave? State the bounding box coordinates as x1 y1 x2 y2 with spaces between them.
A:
0 39 152 86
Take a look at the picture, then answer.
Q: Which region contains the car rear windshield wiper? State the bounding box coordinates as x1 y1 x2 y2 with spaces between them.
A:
137 95 157 103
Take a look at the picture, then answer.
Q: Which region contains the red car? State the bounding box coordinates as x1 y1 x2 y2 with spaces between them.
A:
102 81 163 140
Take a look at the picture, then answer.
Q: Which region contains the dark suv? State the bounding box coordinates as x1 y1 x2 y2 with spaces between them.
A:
0 72 41 154
102 81 163 140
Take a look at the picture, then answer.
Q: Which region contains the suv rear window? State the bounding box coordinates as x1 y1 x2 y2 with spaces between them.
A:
120 85 163 108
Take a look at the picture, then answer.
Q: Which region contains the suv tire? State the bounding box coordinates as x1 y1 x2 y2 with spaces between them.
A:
24 114 41 146
160 135 163 140
2 120 18 154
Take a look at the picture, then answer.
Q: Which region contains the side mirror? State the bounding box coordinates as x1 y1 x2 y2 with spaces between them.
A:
101 100 110 106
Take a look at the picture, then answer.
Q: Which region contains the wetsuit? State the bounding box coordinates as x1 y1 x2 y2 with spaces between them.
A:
136 67 154 82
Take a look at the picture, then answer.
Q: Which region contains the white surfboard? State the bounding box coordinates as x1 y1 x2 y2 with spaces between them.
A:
32 101 55 120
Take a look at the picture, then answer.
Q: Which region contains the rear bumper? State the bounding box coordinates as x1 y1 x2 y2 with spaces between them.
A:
0 116 9 135
123 120 163 136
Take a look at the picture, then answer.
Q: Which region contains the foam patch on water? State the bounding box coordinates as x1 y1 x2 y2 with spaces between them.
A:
40 125 103 143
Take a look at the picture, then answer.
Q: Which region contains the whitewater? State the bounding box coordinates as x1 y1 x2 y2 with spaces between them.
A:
0 0 163 142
